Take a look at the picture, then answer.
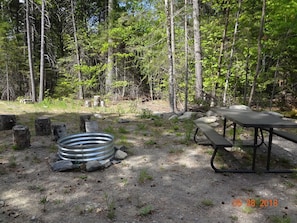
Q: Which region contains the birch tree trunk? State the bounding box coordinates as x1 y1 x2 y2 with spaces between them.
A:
105 0 114 94
248 0 266 106
184 0 189 111
71 0 83 99
193 0 203 100
26 0 36 102
165 0 177 113
39 0 45 102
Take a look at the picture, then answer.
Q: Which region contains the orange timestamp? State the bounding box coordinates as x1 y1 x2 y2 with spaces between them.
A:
232 198 279 208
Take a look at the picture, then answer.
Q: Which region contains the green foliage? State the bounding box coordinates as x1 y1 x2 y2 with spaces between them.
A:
1 0 297 107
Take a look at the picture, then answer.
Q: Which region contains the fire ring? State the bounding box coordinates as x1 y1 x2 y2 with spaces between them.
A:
57 133 114 162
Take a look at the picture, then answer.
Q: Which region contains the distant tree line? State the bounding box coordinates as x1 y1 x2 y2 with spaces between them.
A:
0 0 297 111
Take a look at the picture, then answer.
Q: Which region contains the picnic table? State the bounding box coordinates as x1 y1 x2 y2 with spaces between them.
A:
212 107 297 173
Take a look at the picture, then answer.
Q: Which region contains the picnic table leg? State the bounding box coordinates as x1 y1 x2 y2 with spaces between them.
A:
266 128 273 171
232 123 236 142
223 118 227 137
252 127 259 171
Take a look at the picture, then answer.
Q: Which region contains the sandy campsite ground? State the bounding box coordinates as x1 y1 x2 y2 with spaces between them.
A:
0 99 296 223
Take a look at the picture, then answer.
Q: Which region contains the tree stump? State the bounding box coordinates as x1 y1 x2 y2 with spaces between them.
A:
0 115 16 130
52 123 67 141
85 121 99 132
13 125 30 149
35 117 51 136
80 114 91 132
93 95 101 107
85 100 91 107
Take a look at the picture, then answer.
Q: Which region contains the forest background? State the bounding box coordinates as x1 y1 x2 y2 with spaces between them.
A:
0 0 297 113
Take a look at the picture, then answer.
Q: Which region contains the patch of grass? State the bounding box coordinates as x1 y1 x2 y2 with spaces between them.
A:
153 118 163 127
201 199 214 207
32 155 42 164
241 205 254 214
283 180 295 189
104 126 116 134
139 204 154 216
120 177 128 186
11 145 20 150
0 144 7 153
49 144 57 152
268 215 291 223
28 185 46 192
169 148 184 154
117 136 134 149
144 139 157 146
140 109 153 119
229 215 239 222
104 193 116 220
241 188 254 193
180 120 195 145
79 175 88 180
8 155 17 168
40 196 48 212
136 123 147 131
138 169 153 184
118 126 129 134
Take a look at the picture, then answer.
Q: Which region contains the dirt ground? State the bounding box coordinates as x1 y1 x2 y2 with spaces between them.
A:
0 100 297 223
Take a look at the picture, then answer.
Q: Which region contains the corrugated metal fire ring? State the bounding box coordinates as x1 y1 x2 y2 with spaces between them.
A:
57 133 114 162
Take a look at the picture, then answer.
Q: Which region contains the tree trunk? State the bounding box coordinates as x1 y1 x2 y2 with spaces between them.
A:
165 0 177 113
5 58 9 101
71 0 83 99
248 0 266 106
193 0 203 100
184 0 189 111
39 0 45 102
105 0 114 94
170 0 177 111
223 0 241 105
26 0 36 102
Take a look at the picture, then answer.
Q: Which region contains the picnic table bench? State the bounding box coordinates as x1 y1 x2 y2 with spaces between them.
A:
194 122 237 173
262 128 297 143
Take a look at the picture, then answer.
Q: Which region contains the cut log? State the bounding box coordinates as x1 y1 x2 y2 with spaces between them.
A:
93 95 101 107
85 121 99 132
85 100 91 107
13 125 30 149
35 116 51 136
0 115 16 130
51 123 67 141
79 114 91 132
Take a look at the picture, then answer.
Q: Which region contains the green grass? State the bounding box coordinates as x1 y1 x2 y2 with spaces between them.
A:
104 193 116 220
241 205 254 214
138 169 153 184
268 215 291 223
169 148 184 154
118 126 129 134
201 199 214 207
139 204 154 216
